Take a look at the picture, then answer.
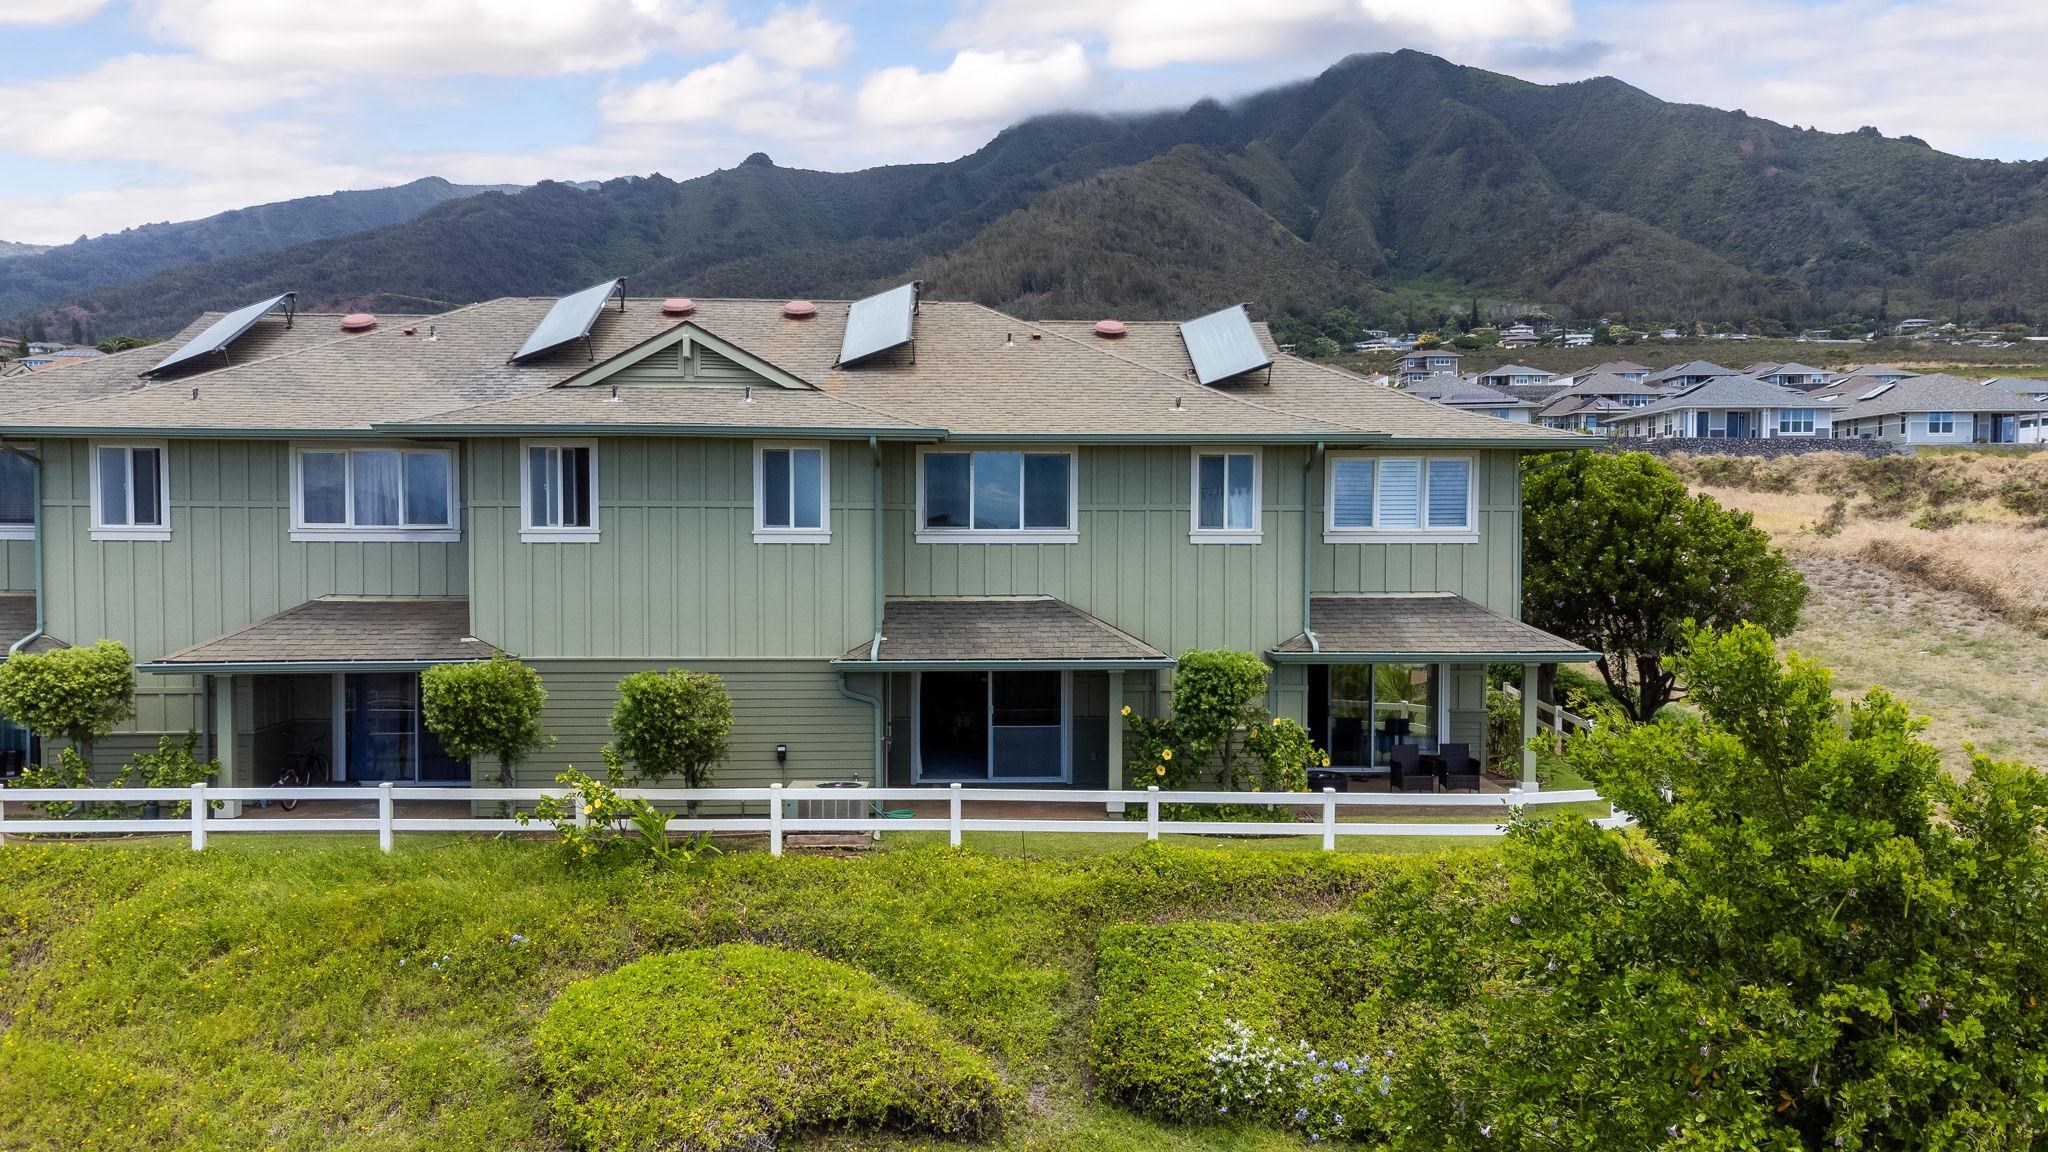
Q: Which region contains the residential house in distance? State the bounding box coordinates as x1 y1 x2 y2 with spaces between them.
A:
1744 362 1834 390
1496 324 1539 349
1473 364 1554 389
1603 374 1831 439
1645 360 1741 388
1829 374 2048 445
1404 375 1537 422
1535 373 1667 432
0 287 1594 807
1567 360 1650 384
1397 348 1461 385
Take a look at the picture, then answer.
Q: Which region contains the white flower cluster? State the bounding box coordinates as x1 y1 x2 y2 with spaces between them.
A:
1202 1019 1382 1141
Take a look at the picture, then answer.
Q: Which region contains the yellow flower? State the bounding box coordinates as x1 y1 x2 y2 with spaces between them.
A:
1271 717 1283 725
1120 705 1132 717
1161 748 1173 761
1321 756 1331 767
1154 764 1166 777
582 803 594 815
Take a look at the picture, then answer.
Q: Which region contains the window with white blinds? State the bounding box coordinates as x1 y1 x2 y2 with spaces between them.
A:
1326 454 1476 540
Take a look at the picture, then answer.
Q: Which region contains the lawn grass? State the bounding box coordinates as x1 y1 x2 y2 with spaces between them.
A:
0 834 1492 1151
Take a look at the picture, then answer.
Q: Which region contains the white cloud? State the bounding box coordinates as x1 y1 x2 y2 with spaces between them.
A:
856 42 1094 127
753 5 852 69
603 53 781 124
0 0 107 25
135 0 734 76
0 55 324 166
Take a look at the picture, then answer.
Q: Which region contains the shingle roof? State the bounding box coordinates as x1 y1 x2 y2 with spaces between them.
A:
1981 377 2048 397
835 596 1172 666
1746 361 1823 376
146 596 493 669
1837 373 2048 419
1617 374 1814 419
0 593 63 655
1476 364 1551 378
1270 594 1594 661
1579 360 1649 376
1646 359 1739 382
1405 375 1536 407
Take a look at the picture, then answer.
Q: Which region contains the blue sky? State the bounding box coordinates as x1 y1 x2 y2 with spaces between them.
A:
2 0 2041 244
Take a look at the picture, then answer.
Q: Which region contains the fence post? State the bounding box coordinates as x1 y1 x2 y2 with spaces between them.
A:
190 782 208 851
378 782 394 854
948 782 962 848
1507 786 1527 824
1322 786 1337 851
769 783 784 858
0 787 7 846
1145 785 1160 841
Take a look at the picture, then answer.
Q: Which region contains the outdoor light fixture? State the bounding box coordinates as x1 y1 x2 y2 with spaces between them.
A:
775 744 788 763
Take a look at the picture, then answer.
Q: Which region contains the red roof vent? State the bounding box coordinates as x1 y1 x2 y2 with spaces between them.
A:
783 299 817 319
661 297 695 316
339 313 377 332
1093 319 1126 338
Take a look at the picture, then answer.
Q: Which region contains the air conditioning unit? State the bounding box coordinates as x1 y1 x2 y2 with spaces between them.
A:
786 778 867 822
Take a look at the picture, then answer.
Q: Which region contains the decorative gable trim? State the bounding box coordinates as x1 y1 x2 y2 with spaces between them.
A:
554 321 815 391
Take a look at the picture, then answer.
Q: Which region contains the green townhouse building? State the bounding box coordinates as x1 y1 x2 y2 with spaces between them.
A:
0 283 1592 805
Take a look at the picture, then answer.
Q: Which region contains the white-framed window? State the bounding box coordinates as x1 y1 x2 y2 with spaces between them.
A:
916 447 1077 544
90 440 170 541
291 444 459 542
1325 454 1476 543
1778 409 1815 434
520 440 598 543
1190 447 1260 543
754 441 829 543
0 450 34 540
1927 412 1955 435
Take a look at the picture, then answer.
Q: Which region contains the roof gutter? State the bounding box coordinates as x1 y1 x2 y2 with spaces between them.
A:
830 658 1176 671
138 657 489 675
2 441 40 658
1267 649 1598 664
1301 441 1323 653
368 422 947 440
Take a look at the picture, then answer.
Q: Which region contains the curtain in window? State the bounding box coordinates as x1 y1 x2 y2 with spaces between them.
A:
1197 454 1226 530
353 450 400 526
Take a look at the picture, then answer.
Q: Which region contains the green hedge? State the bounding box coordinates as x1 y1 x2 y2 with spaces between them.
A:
536 943 1010 1151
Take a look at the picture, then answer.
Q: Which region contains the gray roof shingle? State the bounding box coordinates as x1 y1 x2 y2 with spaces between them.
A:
1271 594 1594 661
147 596 493 668
1837 373 2048 419
0 593 63 655
836 597 1171 666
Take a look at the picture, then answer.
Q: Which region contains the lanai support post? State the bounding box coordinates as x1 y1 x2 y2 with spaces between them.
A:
1106 671 1125 815
1520 663 1539 792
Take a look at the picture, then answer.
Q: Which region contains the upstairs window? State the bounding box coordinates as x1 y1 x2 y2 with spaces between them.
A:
1326 454 1475 541
0 450 33 539
1927 412 1955 434
294 445 457 541
755 443 828 542
1191 448 1259 541
91 441 169 541
919 449 1074 543
1778 409 1815 434
522 440 597 542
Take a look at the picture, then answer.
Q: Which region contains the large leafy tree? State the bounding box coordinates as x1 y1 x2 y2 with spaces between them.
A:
1521 451 1805 722
1428 624 2048 1149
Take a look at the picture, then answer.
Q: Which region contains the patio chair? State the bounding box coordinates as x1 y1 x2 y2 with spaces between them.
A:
1437 742 1481 792
1306 769 1347 793
1390 745 1435 793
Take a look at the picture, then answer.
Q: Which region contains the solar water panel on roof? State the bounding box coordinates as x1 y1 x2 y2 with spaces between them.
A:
511 278 625 363
1179 304 1271 385
144 293 296 377
838 283 917 365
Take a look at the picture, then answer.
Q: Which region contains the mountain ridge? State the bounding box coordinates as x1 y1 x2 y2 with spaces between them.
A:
16 50 2048 340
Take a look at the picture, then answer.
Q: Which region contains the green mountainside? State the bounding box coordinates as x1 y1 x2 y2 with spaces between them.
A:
0 177 519 321
0 241 52 260
18 51 2048 340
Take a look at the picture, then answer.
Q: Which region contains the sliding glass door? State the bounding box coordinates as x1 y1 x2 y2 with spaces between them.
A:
1310 664 1442 770
915 670 1069 782
343 673 467 784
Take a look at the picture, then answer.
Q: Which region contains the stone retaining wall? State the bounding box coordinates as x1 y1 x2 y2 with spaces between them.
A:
1603 436 1899 459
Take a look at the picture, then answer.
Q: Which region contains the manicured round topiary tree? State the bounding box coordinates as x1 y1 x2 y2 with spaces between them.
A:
0 638 135 770
421 655 551 787
601 668 732 787
536 944 1010 1150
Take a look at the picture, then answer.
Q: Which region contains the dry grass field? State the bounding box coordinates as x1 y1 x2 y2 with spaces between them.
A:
1673 449 2048 771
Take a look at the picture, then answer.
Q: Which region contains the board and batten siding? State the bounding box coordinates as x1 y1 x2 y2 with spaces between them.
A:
1313 448 1522 618
467 437 876 660
39 437 469 741
515 660 875 787
889 443 1305 655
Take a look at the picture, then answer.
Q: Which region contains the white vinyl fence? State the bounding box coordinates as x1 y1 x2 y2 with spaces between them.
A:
0 783 1626 855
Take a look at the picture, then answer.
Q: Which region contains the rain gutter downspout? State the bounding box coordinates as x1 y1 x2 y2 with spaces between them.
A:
1301 441 1323 653
5 443 43 657
836 435 887 788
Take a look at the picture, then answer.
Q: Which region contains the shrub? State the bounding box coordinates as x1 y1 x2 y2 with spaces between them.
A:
1484 688 1522 776
2000 474 2048 518
517 768 716 867
536 944 1009 1151
602 669 731 787
1242 716 1320 794
421 656 550 787
0 640 135 768
1122 649 1270 789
